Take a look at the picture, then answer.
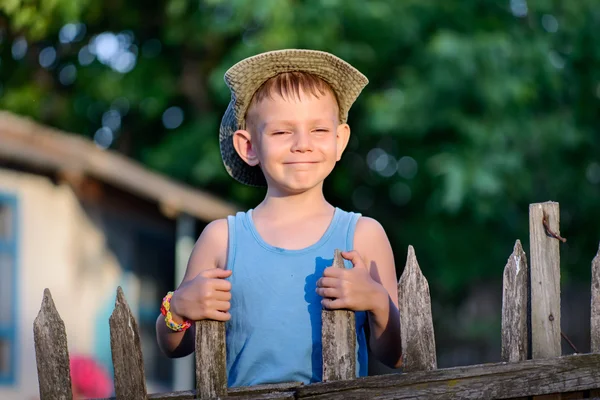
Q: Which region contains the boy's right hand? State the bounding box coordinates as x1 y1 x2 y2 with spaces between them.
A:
170 268 233 322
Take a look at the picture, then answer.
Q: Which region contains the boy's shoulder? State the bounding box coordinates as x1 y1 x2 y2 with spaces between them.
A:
333 207 391 249
193 218 229 268
353 214 391 254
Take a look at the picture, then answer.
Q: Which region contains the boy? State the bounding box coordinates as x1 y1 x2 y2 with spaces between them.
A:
156 49 402 387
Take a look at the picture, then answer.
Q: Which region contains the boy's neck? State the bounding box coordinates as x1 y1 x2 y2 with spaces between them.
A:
254 184 333 220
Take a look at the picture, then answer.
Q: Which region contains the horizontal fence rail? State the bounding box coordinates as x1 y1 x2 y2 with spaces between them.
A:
32 202 600 399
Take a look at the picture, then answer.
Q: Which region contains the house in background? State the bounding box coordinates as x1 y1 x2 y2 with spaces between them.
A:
0 111 237 399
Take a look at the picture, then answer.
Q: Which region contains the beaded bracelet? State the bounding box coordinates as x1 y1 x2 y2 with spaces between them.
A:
161 291 192 332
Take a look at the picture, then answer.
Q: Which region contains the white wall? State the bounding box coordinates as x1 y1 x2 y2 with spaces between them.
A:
0 169 126 400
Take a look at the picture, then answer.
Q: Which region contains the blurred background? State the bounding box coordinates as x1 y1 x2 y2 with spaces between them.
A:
0 0 599 398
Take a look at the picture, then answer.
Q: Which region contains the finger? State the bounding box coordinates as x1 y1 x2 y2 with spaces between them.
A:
317 277 339 288
316 287 340 298
206 310 231 322
213 290 232 301
341 250 367 269
211 278 232 292
322 266 344 278
201 268 232 279
207 311 231 322
212 300 231 312
321 298 346 310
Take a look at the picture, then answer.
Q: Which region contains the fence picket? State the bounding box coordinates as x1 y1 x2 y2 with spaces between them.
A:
195 320 227 398
322 249 356 381
109 286 147 399
33 288 73 400
529 202 562 360
398 245 437 372
591 243 600 397
592 243 600 353
530 202 563 400
501 240 529 362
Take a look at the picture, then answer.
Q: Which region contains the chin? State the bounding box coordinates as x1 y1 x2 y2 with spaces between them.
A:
275 177 324 194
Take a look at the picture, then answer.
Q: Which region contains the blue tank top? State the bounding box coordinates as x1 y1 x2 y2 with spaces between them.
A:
224 207 368 387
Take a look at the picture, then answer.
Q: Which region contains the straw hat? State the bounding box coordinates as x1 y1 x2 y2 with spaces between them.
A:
219 49 369 187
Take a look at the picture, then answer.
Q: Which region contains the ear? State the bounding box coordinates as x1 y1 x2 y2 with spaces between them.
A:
232 129 260 166
335 123 351 161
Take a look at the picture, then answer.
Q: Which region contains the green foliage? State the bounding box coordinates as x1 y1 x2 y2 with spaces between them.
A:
1 0 599 303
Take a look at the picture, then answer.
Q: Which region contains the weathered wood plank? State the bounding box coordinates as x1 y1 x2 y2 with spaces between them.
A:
145 392 294 400
592 242 600 354
398 245 436 372
322 249 356 381
33 288 73 400
227 381 303 396
529 202 562 360
591 242 600 398
295 353 600 400
109 286 147 399
195 319 227 399
93 382 304 400
501 240 529 363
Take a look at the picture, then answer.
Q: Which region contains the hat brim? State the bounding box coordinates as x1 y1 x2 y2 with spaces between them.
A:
219 49 368 187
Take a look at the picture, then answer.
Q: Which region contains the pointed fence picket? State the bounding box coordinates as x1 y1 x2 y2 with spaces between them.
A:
109 286 148 399
321 249 357 381
31 201 600 399
591 245 600 399
33 289 73 400
398 245 437 372
501 240 528 363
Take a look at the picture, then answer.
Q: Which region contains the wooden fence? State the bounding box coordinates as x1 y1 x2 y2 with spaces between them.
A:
33 201 600 399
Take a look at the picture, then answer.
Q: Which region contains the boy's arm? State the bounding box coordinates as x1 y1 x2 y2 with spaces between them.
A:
156 218 229 358
354 217 402 368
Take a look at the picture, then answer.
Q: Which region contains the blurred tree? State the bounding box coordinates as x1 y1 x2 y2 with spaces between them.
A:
1 0 599 303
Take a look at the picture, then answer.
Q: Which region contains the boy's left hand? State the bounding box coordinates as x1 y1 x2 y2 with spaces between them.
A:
316 250 387 312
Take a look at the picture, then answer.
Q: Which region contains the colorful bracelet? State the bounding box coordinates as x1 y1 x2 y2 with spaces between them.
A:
161 291 192 332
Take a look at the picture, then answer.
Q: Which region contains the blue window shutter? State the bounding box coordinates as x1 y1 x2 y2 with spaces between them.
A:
0 193 18 386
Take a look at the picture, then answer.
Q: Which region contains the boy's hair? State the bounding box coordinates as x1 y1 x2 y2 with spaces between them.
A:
246 71 340 130
251 71 337 105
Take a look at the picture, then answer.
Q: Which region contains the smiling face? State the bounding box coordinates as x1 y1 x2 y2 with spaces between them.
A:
233 73 350 195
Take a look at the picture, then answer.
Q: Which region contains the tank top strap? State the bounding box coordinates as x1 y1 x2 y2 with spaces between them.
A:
329 209 361 268
226 211 249 272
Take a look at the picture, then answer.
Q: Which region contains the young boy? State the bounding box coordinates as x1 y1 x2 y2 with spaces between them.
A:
156 49 402 387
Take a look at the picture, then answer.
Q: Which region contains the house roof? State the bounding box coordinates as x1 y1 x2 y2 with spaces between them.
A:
0 111 238 221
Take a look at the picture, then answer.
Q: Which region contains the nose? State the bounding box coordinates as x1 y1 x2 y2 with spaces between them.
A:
291 130 312 153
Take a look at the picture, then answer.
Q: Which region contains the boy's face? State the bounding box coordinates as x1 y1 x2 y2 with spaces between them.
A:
233 88 350 194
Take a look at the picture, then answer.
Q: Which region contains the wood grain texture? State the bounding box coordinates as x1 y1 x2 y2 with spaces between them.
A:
501 240 529 363
33 288 73 400
109 286 147 399
398 245 437 372
591 242 600 398
321 249 356 381
529 202 562 360
295 353 600 399
95 382 303 400
195 319 227 399
592 243 600 354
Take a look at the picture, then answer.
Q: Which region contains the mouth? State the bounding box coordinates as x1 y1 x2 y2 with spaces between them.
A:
284 161 319 165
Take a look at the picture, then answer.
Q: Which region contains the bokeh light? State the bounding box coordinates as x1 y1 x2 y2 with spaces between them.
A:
162 107 184 130
39 47 57 69
93 127 113 149
58 64 77 85
11 37 27 60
